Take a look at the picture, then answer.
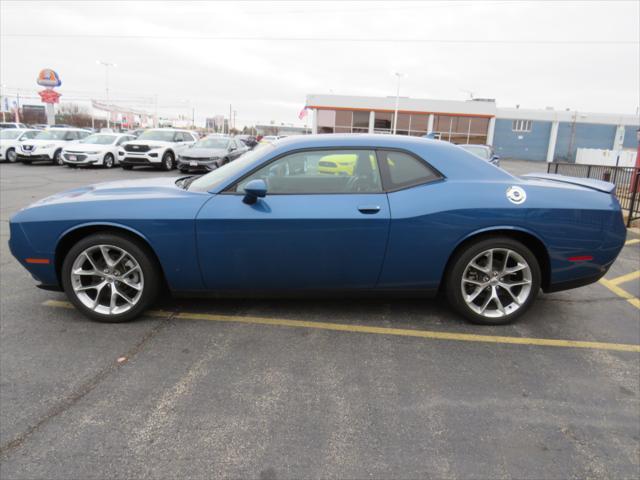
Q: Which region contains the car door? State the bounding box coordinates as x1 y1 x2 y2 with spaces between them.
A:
196 148 391 291
229 139 242 160
375 150 447 290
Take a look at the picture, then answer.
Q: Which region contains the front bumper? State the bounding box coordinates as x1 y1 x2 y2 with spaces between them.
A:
177 158 219 171
17 148 55 162
119 150 162 166
63 152 103 165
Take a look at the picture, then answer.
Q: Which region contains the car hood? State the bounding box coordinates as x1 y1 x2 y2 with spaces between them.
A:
125 140 174 148
23 139 68 146
181 147 227 158
27 176 201 208
63 143 111 152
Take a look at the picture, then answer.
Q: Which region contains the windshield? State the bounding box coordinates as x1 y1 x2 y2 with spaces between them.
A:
34 130 69 140
137 130 176 142
461 145 490 159
194 137 229 149
79 134 117 145
188 144 274 192
0 130 21 139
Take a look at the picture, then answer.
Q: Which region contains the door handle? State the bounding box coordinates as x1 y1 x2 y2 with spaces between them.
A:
358 205 381 214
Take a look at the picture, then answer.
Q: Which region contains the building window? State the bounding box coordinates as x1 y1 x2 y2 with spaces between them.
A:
433 115 490 144
352 111 370 133
512 120 532 132
374 111 393 134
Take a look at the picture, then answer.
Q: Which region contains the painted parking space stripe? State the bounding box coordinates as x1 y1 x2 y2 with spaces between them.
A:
43 300 640 353
608 270 640 286
599 277 640 310
625 238 640 246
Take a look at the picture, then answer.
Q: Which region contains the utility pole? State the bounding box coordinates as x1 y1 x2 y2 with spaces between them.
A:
392 72 406 135
229 104 232 134
96 60 116 128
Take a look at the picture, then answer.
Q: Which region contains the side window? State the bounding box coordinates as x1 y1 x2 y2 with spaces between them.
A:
78 131 90 139
235 149 382 194
65 131 77 140
173 132 182 142
379 150 442 190
184 132 195 142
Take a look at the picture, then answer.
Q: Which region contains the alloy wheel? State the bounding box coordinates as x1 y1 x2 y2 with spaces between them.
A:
460 248 532 319
70 244 144 315
7 149 17 162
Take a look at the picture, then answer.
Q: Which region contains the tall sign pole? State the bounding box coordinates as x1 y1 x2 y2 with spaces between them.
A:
36 69 62 125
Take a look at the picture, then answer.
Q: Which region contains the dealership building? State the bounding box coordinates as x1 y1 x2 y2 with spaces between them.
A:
305 94 639 162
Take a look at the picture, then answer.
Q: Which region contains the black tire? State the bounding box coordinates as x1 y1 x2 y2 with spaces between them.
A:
61 233 162 323
122 165 133 170
6 148 17 163
103 153 115 169
160 151 174 171
54 150 64 166
445 236 541 325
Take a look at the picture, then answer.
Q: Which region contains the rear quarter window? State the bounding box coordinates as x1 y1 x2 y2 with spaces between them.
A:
379 150 442 190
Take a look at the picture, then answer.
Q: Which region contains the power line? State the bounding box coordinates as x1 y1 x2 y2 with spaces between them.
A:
2 33 636 44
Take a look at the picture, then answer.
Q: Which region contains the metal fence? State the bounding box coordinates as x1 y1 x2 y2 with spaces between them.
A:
547 162 640 227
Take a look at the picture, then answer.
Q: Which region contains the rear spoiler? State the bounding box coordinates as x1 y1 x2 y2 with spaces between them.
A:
521 173 616 194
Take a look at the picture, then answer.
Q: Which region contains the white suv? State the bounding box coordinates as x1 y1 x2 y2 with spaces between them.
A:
0 128 40 162
18 127 92 165
119 128 197 170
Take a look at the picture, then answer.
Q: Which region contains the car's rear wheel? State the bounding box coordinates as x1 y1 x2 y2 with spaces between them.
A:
6 148 17 163
161 152 174 171
445 237 540 325
61 233 161 323
54 150 64 166
103 153 115 168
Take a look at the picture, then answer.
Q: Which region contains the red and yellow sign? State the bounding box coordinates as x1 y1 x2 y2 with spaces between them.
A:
38 89 62 104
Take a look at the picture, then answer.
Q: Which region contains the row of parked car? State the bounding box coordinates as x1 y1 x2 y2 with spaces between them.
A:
0 126 261 172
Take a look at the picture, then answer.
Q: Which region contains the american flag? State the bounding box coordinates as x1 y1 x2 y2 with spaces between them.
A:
298 107 308 120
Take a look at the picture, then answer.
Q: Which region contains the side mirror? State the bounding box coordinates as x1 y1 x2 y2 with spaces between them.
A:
242 179 267 204
229 144 237 151
491 154 500 160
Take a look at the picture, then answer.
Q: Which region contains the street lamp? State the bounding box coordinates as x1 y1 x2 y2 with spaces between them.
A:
392 72 406 135
96 60 116 128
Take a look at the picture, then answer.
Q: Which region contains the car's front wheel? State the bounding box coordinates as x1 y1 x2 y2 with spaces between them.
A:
103 153 115 168
161 151 174 171
445 237 540 325
61 233 161 322
54 150 64 166
6 148 17 163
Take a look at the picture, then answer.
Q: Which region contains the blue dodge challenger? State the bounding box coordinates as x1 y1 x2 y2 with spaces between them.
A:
9 135 626 325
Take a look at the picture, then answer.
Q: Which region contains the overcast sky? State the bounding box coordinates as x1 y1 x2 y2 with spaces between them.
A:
1 0 638 127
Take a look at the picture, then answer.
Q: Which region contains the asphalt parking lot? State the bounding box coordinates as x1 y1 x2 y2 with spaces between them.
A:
1 160 639 479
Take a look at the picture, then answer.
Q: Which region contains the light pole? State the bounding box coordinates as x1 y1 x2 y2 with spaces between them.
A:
392 72 406 135
96 60 116 128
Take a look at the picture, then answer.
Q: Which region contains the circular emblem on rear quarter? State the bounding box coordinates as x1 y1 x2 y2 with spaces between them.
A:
506 186 526 205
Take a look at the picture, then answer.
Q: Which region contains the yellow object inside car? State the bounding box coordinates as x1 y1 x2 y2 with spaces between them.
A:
317 153 376 176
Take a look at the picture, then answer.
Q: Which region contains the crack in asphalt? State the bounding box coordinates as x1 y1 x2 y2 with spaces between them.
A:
0 311 176 459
